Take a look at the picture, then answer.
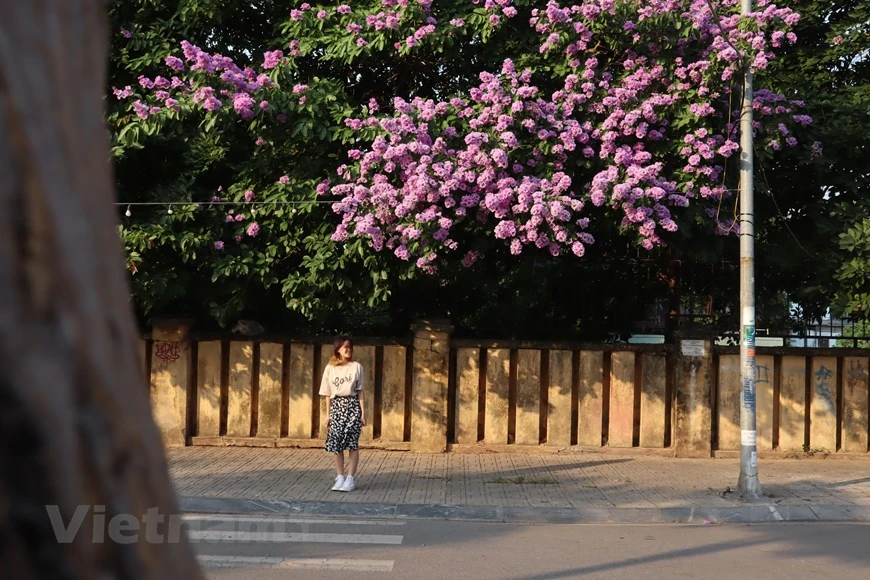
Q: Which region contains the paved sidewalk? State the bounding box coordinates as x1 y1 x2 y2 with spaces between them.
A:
168 447 870 524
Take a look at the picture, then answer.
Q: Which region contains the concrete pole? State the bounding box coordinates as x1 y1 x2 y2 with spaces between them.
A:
737 0 762 498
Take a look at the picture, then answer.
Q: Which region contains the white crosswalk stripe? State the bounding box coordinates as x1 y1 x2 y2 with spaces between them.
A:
183 513 406 526
199 555 394 572
189 513 402 572
190 529 403 544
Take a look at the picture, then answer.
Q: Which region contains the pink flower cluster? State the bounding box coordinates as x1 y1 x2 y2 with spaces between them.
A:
117 40 279 121
329 60 608 263
116 0 516 122
321 0 810 267
210 186 265 248
286 0 517 55
748 89 810 151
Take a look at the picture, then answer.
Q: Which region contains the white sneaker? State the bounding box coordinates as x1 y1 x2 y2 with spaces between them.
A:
340 475 355 492
331 475 345 491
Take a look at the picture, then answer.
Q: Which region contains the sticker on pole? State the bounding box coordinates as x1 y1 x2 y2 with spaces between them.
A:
742 372 756 410
741 430 757 446
743 324 756 348
751 452 757 468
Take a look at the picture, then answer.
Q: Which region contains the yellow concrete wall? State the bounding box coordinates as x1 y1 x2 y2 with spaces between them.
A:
673 340 712 458
355 345 376 442
162 336 866 455
410 323 450 452
381 345 407 443
455 348 480 444
149 326 190 447
810 357 838 451
608 352 635 448
717 354 741 450
546 350 573 446
756 355 775 451
779 356 806 451
842 357 869 453
256 343 283 438
319 345 331 439
578 351 604 447
515 350 541 445
287 343 314 439
226 342 253 438
639 353 667 448
196 341 222 437
485 349 510 444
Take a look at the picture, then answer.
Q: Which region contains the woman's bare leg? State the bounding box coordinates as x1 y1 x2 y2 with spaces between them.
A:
347 450 360 476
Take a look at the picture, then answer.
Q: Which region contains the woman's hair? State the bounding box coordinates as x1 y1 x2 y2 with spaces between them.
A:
328 334 354 366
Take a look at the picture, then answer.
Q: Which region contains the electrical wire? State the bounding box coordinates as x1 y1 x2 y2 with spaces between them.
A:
114 200 335 206
753 146 816 257
115 200 335 216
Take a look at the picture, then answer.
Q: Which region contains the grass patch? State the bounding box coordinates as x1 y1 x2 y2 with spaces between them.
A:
802 444 831 457
783 445 831 459
485 475 558 485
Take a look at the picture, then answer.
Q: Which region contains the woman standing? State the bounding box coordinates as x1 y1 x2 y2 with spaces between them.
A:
319 335 365 491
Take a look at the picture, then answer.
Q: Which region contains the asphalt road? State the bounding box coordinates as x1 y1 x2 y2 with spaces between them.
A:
187 513 870 579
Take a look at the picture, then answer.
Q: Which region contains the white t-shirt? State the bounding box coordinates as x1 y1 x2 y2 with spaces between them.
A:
319 361 364 398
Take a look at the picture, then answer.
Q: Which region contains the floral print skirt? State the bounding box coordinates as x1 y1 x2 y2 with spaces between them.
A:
325 395 362 453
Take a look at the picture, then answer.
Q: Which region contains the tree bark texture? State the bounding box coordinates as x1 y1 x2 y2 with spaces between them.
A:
0 2 202 578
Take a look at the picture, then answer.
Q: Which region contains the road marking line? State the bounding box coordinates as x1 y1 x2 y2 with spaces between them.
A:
189 530 404 544
183 514 405 526
198 555 394 572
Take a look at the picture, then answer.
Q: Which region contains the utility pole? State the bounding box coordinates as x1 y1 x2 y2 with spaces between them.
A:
737 0 762 498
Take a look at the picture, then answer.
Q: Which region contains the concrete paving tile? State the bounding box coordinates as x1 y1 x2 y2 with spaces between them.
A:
169 447 870 523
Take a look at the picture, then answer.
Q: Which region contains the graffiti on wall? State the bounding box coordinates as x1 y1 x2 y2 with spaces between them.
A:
845 359 868 398
814 364 835 412
154 341 181 363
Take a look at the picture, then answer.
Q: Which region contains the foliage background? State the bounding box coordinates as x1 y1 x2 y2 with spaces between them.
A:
106 0 869 340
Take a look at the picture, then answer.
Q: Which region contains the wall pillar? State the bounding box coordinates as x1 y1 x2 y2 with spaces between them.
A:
673 335 713 458
410 320 452 452
149 319 192 447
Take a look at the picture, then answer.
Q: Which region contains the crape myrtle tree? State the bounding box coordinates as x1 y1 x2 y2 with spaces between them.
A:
110 0 817 339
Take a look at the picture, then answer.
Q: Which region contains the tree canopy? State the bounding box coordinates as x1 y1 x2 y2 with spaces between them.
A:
107 0 869 339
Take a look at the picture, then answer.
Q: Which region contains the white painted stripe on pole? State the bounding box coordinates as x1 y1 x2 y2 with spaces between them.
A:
183 514 405 526
189 530 404 544
198 555 394 572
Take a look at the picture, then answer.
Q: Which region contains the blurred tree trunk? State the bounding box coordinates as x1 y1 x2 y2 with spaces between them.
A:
0 2 202 578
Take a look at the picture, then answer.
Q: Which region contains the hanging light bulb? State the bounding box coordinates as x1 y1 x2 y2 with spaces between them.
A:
125 205 132 217
167 205 174 215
